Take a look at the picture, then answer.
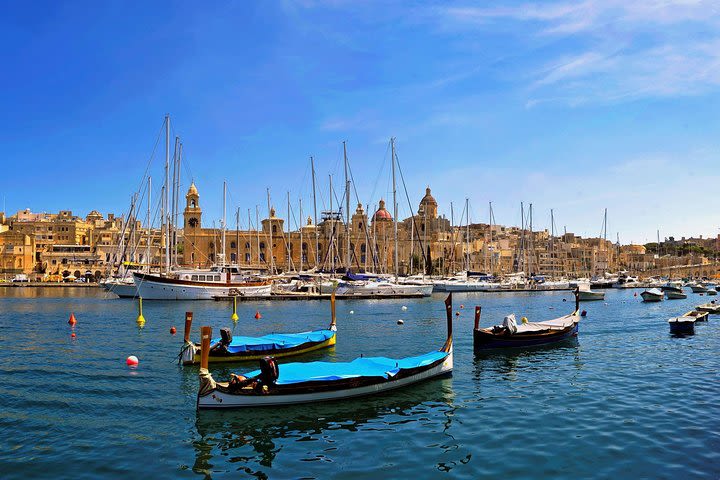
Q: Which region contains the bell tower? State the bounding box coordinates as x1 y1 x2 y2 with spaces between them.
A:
184 182 202 231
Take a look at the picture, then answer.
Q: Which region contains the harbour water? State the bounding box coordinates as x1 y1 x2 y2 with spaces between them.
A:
1 287 718 479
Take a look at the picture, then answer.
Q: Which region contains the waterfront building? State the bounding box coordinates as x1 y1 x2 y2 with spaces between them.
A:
0 231 35 276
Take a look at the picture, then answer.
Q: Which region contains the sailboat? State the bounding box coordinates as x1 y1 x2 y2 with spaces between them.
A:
134 181 272 300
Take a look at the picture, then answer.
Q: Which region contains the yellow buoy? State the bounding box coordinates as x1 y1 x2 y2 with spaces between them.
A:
231 296 239 322
136 297 146 324
521 316 528 324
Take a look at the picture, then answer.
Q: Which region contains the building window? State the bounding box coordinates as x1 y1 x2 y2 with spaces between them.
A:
230 241 236 249
245 253 251 262
245 242 250 249
272 225 277 234
260 242 265 250
230 253 236 262
260 253 266 262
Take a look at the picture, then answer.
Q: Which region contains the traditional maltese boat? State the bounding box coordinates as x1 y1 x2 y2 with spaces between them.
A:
695 302 720 314
181 294 338 366
196 295 454 409
473 289 581 351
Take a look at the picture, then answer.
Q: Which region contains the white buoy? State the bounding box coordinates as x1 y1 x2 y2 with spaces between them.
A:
397 319 404 325
401 305 408 311
349 310 354 314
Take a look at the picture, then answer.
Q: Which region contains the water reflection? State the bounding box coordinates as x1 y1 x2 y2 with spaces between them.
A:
473 340 581 381
194 381 455 477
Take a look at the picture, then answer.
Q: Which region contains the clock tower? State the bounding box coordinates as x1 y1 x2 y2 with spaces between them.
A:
184 182 202 231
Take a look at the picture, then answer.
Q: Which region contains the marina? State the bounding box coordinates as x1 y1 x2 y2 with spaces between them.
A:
1 287 718 478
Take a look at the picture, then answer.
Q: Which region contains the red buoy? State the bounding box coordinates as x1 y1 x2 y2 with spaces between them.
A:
71 333 76 338
455 311 460 316
460 305 465 309
254 310 262 320
126 355 139 367
68 313 77 326
170 326 177 335
634 292 638 297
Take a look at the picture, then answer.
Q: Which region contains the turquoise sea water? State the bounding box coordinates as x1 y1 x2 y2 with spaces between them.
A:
0 287 718 479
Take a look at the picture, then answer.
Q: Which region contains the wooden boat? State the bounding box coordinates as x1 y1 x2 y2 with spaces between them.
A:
695 302 720 314
196 295 454 409
668 316 695 335
473 289 581 351
640 288 663 302
181 294 338 366
665 289 687 300
577 283 605 301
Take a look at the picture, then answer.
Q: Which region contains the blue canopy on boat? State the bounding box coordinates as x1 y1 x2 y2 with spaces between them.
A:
242 350 448 385
212 329 335 353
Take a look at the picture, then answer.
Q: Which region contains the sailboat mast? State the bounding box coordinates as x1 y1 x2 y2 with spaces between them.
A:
146 176 151 269
164 114 170 274
299 198 303 272
311 156 319 269
235 207 240 266
450 202 454 274
287 191 291 272
329 175 334 273
489 201 493 275
266 188 274 274
391 138 398 278
465 198 470 272
255 206 260 267
221 181 227 266
520 202 524 274
344 142 351 272
529 203 533 275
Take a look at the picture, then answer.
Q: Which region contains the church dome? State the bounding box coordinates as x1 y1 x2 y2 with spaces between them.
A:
420 187 437 206
186 182 199 197
373 199 392 221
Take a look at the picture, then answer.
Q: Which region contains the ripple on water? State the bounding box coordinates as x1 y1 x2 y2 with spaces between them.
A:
0 288 719 479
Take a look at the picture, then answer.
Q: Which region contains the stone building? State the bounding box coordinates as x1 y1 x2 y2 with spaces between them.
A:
0 231 35 275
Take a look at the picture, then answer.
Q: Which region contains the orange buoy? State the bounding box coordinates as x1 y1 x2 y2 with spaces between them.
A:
71 333 76 338
126 355 139 367
68 312 77 326
170 326 177 335
254 310 262 319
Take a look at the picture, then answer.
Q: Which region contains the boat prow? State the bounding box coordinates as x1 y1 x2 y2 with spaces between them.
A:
197 294 454 409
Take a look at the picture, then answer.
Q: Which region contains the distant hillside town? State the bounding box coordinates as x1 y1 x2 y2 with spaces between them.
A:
0 184 718 281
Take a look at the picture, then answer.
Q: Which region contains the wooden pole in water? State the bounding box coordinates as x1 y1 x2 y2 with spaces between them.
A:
184 312 193 343
200 326 212 370
474 306 482 330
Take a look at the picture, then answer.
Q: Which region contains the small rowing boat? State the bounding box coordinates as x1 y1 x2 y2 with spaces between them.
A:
665 289 687 300
668 310 707 334
196 295 454 409
473 288 581 351
640 288 663 302
181 294 337 366
577 283 605 301
695 302 720 314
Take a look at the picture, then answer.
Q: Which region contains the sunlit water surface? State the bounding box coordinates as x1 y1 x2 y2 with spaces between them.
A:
0 286 718 479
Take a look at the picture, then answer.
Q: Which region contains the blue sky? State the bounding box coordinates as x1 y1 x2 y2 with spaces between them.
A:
2 1 719 244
